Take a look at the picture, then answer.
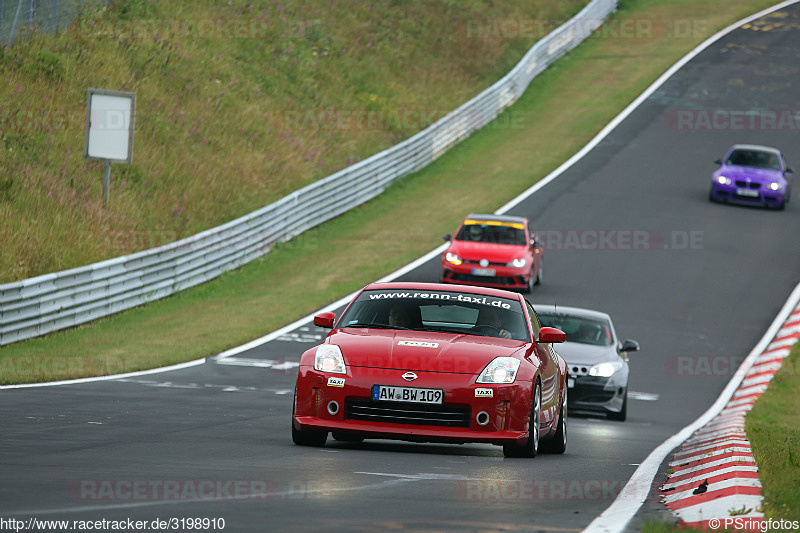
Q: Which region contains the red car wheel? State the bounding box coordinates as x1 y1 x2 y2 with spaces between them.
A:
503 380 541 458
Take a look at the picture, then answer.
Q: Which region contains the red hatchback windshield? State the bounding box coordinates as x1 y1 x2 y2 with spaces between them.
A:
455 221 526 245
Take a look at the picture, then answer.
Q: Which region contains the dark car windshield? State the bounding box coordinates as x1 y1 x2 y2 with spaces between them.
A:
537 313 613 346
726 149 781 170
455 221 526 245
339 289 530 342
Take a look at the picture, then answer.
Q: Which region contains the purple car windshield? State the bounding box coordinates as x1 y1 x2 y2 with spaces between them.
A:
726 149 781 171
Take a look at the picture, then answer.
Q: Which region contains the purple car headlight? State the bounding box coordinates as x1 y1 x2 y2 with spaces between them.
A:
716 175 731 185
768 182 781 191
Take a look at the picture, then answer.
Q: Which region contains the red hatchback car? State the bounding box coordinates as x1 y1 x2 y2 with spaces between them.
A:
440 214 543 292
292 282 569 458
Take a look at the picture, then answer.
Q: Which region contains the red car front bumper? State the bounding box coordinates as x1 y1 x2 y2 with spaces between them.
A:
293 366 533 446
439 262 531 291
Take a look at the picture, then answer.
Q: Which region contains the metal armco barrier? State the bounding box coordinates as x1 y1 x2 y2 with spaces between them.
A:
0 0 617 345
0 0 102 46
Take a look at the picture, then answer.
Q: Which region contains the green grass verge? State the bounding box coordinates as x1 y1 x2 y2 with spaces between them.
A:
746 341 800 520
0 0 783 385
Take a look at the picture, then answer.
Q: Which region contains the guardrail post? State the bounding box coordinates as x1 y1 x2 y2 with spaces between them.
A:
8 0 23 45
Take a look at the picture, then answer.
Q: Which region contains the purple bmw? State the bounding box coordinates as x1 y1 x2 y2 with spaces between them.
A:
709 144 793 210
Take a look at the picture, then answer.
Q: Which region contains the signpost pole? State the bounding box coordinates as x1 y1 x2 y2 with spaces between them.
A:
102 160 111 206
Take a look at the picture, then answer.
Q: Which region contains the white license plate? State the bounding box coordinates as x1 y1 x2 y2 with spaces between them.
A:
568 378 575 389
471 268 496 277
372 385 444 404
736 188 759 197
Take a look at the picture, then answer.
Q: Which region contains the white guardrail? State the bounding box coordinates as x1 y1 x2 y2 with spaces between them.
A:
0 0 617 345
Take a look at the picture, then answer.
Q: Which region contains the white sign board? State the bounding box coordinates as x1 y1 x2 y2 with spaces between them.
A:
84 89 135 163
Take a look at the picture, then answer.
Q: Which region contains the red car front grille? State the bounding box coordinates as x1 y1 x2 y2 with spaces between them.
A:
449 273 518 285
462 259 506 267
345 400 471 428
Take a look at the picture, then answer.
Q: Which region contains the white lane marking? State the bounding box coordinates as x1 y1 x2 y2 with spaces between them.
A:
628 391 659 401
277 326 324 343
214 357 299 370
114 378 290 394
355 472 474 481
0 359 206 390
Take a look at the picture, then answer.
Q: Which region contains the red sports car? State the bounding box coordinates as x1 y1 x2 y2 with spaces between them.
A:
440 214 544 292
292 282 569 457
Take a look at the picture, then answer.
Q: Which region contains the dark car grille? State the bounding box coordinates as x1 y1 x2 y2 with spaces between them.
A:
734 180 761 189
345 400 470 428
570 365 591 376
569 387 616 404
450 273 518 285
462 259 506 267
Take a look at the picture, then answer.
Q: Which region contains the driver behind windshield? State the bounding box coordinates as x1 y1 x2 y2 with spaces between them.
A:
475 307 513 339
388 305 412 329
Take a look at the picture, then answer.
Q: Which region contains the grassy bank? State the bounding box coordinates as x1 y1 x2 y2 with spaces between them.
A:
0 0 588 282
746 341 800 520
0 0 782 381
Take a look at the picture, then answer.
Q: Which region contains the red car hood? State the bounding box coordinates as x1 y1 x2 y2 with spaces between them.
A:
448 241 527 263
329 329 525 374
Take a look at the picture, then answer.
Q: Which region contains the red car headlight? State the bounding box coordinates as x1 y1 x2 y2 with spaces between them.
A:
314 345 347 374
506 258 527 268
477 357 521 384
445 252 462 266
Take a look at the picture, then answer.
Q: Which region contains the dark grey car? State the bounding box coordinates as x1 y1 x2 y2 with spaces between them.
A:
534 305 639 421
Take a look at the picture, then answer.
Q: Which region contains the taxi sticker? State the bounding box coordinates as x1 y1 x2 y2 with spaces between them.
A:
398 341 439 348
327 377 345 388
475 388 493 398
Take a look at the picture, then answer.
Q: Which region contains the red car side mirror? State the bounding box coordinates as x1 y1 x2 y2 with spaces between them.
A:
313 312 336 329
538 327 566 343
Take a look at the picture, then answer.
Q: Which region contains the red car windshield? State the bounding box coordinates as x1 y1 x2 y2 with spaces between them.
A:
339 289 530 342
455 222 526 245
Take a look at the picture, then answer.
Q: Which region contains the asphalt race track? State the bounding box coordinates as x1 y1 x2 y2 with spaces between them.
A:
3 5 800 532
